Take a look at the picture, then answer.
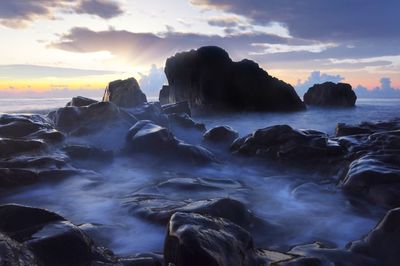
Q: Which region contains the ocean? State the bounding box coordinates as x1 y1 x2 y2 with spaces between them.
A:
0 97 399 255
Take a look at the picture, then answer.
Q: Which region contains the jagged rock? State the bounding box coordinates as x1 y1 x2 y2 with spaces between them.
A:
162 101 191 116
164 212 262 266
0 204 119 266
66 96 98 107
304 82 357 107
103 78 147 108
49 101 137 135
336 118 400 137
162 46 305 112
125 121 215 164
0 232 39 265
231 125 344 167
0 138 46 158
203 125 238 143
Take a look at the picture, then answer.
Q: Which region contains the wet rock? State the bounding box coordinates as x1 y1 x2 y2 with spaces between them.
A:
162 46 305 112
126 102 168 127
0 138 46 157
0 204 119 266
167 113 206 132
0 168 39 189
49 101 137 135
203 125 238 143
125 121 215 164
0 155 67 169
162 101 191 116
336 118 400 137
164 212 262 266
0 232 39 265
62 145 113 161
119 253 163 266
66 96 98 107
103 77 147 108
231 125 344 167
304 82 357 107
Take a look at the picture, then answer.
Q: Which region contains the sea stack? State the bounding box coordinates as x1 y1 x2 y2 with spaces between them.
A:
160 46 305 112
304 82 357 107
103 77 147 108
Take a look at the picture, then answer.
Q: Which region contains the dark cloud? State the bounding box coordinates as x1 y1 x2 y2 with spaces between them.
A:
76 0 123 19
0 64 119 79
50 27 291 65
191 0 400 42
0 0 123 28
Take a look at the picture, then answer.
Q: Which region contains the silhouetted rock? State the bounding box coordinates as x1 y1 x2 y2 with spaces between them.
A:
164 212 262 266
162 46 305 112
304 82 357 107
66 96 98 107
103 77 147 108
162 101 191 116
203 125 238 143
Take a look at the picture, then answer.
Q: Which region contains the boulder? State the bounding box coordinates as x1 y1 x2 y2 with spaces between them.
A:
162 46 305 112
231 125 344 167
167 113 206 132
162 101 191 116
0 204 119 266
62 145 113 162
336 118 400 137
304 82 357 107
203 125 238 143
103 77 147 108
0 232 38 265
66 96 98 107
0 138 46 158
0 168 39 189
125 121 215 164
125 102 168 127
164 212 262 266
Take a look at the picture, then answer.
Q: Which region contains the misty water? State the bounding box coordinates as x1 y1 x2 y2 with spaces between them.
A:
0 98 399 255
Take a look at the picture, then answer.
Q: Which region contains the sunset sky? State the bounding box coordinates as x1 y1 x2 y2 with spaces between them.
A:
1 0 399 97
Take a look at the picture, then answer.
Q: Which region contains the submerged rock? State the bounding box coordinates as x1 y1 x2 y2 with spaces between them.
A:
164 212 262 266
162 46 305 112
66 96 98 107
203 125 238 143
103 77 147 108
304 82 357 107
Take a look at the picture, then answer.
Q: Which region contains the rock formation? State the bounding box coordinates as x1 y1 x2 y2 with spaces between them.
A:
304 82 357 107
103 77 147 108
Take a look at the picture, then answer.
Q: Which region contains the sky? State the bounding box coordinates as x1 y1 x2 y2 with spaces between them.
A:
0 0 399 98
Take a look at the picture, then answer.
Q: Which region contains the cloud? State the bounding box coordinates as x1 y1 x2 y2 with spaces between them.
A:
76 0 123 19
207 16 241 28
0 0 123 28
138 64 166 97
190 0 400 42
355 78 400 98
295 71 345 96
49 27 295 66
0 64 120 79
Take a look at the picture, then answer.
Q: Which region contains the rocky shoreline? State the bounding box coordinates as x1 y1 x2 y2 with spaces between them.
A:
0 46 399 265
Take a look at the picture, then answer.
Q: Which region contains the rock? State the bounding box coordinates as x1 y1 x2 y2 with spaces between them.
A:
349 207 400 266
126 102 168 127
231 125 344 168
164 212 262 266
162 46 305 112
162 101 191 116
66 96 98 107
0 204 119 266
0 168 39 189
167 113 206 132
119 253 163 266
0 138 46 158
203 125 238 143
125 121 215 164
62 145 113 161
49 101 137 135
103 77 147 108
336 118 400 137
0 232 39 265
304 82 357 107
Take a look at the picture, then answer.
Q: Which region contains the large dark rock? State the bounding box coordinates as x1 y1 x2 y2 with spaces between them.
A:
164 212 262 266
0 204 119 266
162 46 305 112
66 96 98 107
336 118 400 137
49 101 137 135
231 125 344 169
0 138 46 158
125 120 215 164
203 125 238 143
0 232 38 265
103 77 147 108
304 82 357 107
